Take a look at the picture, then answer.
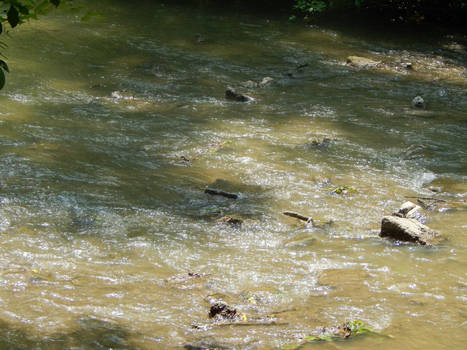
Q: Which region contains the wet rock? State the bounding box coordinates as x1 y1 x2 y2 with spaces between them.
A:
204 188 238 199
258 77 274 87
346 56 381 68
393 201 425 224
217 216 243 227
209 302 238 319
411 96 425 108
402 62 413 70
241 80 259 89
380 216 440 245
225 87 253 102
428 186 442 193
308 137 332 148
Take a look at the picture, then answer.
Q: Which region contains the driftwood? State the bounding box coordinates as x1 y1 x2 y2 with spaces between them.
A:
204 188 238 199
283 211 314 224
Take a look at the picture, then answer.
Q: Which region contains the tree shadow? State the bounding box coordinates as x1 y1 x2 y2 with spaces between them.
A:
0 317 142 350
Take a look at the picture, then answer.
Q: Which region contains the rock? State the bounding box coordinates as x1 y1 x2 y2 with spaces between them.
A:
392 201 426 224
258 77 274 87
346 56 381 68
217 216 243 227
402 62 413 70
208 302 238 319
428 186 442 193
380 216 440 245
241 80 259 89
309 137 332 148
395 201 417 216
411 96 425 109
225 87 253 102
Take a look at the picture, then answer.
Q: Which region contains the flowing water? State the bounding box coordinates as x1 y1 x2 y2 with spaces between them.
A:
0 1 466 349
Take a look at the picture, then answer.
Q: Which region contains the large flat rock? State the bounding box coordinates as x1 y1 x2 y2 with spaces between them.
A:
380 216 440 245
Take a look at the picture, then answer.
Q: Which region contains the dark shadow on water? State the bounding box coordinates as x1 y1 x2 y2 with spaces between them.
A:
0 317 142 350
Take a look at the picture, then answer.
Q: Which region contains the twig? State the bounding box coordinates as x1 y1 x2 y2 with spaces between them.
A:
283 211 314 224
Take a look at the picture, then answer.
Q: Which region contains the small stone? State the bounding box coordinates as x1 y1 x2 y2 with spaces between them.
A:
403 62 413 70
411 96 425 109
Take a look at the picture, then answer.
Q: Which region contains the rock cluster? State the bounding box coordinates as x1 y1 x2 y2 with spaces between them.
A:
380 201 440 245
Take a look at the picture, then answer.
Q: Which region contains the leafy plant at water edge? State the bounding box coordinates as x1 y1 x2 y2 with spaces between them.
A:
0 0 69 89
282 320 378 349
292 0 467 23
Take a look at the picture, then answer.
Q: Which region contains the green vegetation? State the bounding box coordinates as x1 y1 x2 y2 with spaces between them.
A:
282 320 379 349
0 0 69 89
292 0 467 23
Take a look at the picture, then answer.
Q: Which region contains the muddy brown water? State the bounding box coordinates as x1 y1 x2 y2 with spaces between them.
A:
0 1 466 349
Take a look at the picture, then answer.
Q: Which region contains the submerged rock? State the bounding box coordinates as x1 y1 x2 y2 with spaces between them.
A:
225 87 253 102
411 96 425 108
380 216 440 245
346 56 381 68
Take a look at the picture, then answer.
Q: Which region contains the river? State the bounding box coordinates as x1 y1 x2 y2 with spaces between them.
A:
0 1 466 349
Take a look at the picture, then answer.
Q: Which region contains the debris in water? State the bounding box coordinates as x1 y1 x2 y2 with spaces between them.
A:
204 188 238 199
328 185 356 195
282 320 381 349
283 211 313 225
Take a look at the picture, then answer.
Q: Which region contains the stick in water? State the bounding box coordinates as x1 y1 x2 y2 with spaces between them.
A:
283 211 314 224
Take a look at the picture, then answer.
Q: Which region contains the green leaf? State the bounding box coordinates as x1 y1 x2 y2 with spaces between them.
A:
0 23 2 35
7 6 19 28
0 68 5 90
0 59 8 72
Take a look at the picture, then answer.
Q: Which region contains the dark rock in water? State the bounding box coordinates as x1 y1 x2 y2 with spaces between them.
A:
225 87 253 102
380 216 440 245
209 302 238 319
204 188 238 199
217 216 243 227
412 96 425 108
